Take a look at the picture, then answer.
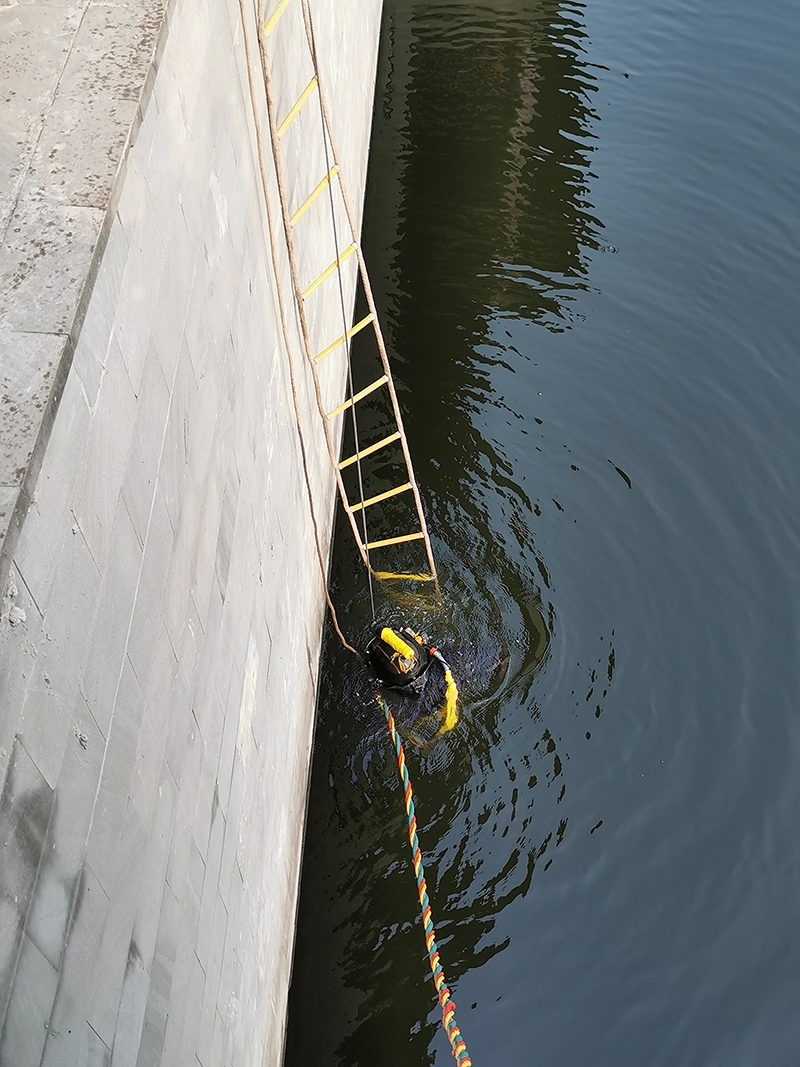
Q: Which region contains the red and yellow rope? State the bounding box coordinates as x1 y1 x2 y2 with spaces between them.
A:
378 696 473 1065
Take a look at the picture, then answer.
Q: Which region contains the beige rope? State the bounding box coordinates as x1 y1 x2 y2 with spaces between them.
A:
299 0 438 590
255 12 372 573
304 0 377 619
255 0 440 599
236 0 356 654
259 0 438 592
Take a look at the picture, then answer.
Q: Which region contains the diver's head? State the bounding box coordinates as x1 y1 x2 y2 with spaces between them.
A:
366 626 431 692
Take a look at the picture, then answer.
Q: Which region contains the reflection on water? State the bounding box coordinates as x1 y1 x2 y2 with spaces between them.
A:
287 2 608 1063
286 0 800 1064
378 0 603 331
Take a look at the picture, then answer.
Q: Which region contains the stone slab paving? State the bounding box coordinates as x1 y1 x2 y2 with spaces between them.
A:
0 0 382 1062
0 0 166 587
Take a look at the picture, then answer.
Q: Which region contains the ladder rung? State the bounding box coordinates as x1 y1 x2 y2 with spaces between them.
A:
366 532 425 550
264 0 291 35
351 483 413 513
326 375 388 419
302 243 357 299
290 165 338 226
374 571 435 582
339 430 401 470
315 312 373 363
277 77 318 137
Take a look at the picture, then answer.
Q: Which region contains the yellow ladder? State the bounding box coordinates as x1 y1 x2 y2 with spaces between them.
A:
259 0 437 586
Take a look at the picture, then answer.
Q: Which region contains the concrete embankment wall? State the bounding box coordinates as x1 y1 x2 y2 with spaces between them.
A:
0 0 381 1063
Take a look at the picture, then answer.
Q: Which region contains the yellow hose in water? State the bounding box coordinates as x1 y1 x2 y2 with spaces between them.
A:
437 669 459 734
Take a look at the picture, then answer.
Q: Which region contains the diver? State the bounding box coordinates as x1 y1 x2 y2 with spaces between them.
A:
367 626 459 732
365 625 508 744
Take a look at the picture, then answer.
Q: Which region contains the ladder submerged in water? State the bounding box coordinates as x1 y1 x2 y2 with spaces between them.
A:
259 0 438 588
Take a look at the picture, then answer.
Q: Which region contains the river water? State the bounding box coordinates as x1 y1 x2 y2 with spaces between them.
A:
284 1 800 1064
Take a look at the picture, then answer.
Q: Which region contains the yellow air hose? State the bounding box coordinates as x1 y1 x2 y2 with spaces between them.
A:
428 647 459 734
438 668 459 734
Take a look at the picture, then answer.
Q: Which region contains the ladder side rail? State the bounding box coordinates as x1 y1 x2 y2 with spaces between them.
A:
299 0 438 586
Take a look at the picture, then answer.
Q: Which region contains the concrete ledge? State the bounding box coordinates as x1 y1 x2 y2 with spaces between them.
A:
0 0 168 593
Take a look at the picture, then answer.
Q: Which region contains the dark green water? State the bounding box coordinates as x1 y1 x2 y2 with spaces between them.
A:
285 1 800 1064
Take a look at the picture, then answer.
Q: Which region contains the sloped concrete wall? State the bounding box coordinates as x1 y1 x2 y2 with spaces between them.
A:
0 0 381 1063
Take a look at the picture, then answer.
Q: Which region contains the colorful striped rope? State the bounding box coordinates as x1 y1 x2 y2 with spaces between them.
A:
378 696 473 1066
